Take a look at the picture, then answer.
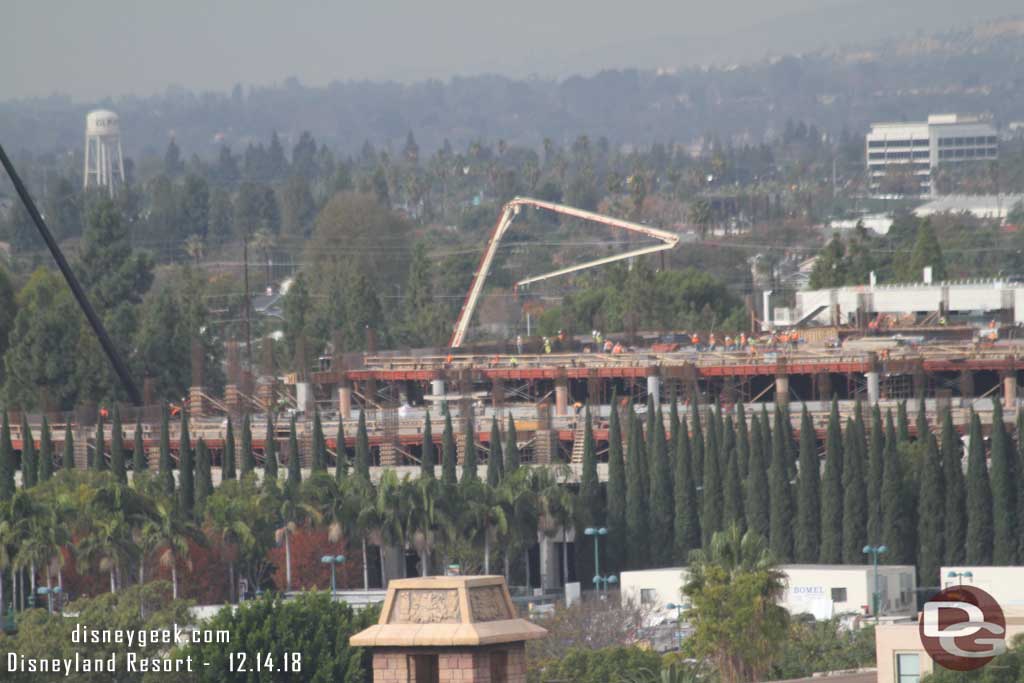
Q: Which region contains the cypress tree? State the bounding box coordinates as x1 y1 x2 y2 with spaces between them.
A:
625 409 650 568
841 417 867 564
179 410 195 514
336 417 349 481
881 410 914 564
915 399 928 446
1017 410 1024 562
21 415 36 488
287 414 302 486
241 414 255 475
486 416 503 487
649 407 675 565
745 413 770 541
866 405 885 545
917 433 946 586
110 406 127 484
768 413 794 562
577 407 601 582
701 410 723 547
965 411 993 564
606 397 627 575
504 415 519 471
0 413 14 500
441 410 457 485
94 410 106 470
195 438 213 511
669 398 681 462
722 444 745 533
311 409 327 473
461 414 478 482
722 415 736 469
897 401 910 444
222 417 236 480
690 402 704 485
761 405 774 478
990 399 1018 564
942 407 966 564
62 422 74 470
132 415 146 475
819 400 844 563
736 403 750 478
355 410 370 481
264 414 279 485
421 410 435 479
159 406 174 494
795 407 821 563
37 417 53 483
674 415 701 562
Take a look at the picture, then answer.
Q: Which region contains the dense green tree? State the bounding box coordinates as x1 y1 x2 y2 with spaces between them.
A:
691 401 705 484
159 406 174 494
897 402 910 444
355 410 370 481
1018 410 1024 562
287 415 302 487
649 407 675 565
421 411 435 479
745 413 770 542
179 410 195 514
110 406 127 484
866 406 885 545
701 411 724 547
625 409 650 568
576 407 601 584
461 415 478 482
504 415 520 472
722 444 745 534
441 410 457 485
674 415 701 562
94 411 106 471
222 416 236 480
900 220 947 283
819 400 843 563
942 408 966 564
0 412 12 500
264 414 279 488
881 411 914 564
768 414 794 562
36 416 53 483
0 266 17 385
606 399 627 575
20 415 36 488
736 403 750 478
917 433 945 586
131 415 146 475
990 400 1018 564
795 407 820 563
196 437 213 510
841 418 867 564
335 417 348 481
808 236 847 289
311 409 326 473
965 411 994 564
486 417 503 487
62 422 74 470
241 414 255 476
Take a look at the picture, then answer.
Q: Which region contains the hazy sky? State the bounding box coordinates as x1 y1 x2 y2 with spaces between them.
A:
3 0 1021 101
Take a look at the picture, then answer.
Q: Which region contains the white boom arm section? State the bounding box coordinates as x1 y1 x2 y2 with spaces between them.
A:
448 196 679 348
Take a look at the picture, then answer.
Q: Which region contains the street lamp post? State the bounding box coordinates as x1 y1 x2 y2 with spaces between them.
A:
584 527 616 593
862 544 888 622
666 602 692 649
320 555 346 595
945 570 974 588
36 586 61 615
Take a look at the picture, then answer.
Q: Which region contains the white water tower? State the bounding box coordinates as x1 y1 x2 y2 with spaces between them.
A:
83 109 125 195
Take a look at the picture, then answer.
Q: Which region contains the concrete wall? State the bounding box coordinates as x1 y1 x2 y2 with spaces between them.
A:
940 566 1024 609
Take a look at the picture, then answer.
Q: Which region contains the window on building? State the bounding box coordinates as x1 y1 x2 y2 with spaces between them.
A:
896 653 920 683
830 587 848 603
490 651 508 683
640 589 657 605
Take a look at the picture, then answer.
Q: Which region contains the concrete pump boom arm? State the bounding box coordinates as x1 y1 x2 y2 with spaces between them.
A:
448 196 679 348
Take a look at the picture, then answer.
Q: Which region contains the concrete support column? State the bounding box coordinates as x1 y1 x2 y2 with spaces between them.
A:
775 375 790 408
959 370 975 399
431 379 446 398
296 382 313 414
492 378 505 408
339 379 353 420
866 371 880 404
538 533 559 590
555 376 569 416
1004 372 1018 409
189 385 208 418
646 371 661 406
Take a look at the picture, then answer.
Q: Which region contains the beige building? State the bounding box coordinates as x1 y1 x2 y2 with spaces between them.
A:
620 564 916 622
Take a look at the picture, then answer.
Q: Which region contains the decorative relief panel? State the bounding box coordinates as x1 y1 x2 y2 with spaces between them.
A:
469 586 510 621
389 589 461 624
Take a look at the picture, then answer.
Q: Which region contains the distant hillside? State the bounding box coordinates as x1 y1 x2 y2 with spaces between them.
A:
2 17 1024 160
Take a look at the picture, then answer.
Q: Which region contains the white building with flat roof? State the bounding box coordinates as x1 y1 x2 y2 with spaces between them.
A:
940 566 1024 609
867 114 998 194
620 564 916 622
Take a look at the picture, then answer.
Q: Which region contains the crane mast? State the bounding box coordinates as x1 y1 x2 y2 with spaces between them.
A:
448 196 679 348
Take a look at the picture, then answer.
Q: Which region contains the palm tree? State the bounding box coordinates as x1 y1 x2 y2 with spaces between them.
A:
458 479 507 574
304 474 358 571
183 235 205 265
274 484 321 592
77 480 152 593
403 476 451 577
535 467 575 586
203 485 254 603
497 468 538 586
142 498 203 600
10 491 67 607
349 477 384 588
374 470 411 579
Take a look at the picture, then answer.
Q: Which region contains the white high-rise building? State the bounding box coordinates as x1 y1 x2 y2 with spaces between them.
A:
83 109 126 196
866 114 998 194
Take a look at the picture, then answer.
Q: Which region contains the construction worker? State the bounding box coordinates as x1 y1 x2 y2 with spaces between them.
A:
691 332 701 351
543 337 552 354
603 339 614 353
515 335 523 355
708 333 717 351
724 335 733 351
510 356 519 367
612 342 624 354
739 332 747 348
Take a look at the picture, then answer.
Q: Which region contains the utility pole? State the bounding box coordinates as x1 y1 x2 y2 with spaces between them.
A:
243 236 253 378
